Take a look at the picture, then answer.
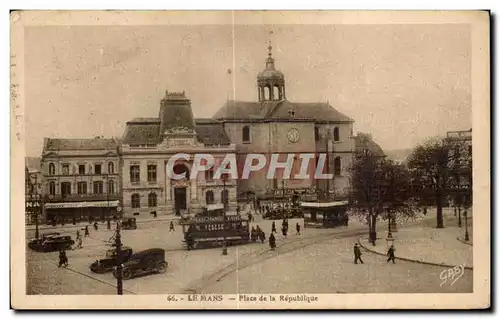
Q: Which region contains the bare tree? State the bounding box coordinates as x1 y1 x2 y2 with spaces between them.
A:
407 137 470 228
349 150 415 245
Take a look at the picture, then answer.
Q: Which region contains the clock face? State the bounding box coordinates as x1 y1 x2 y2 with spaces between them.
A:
287 128 300 143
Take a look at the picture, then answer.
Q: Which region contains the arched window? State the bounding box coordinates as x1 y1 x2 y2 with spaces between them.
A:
48 163 55 175
107 180 115 194
221 189 229 206
205 190 214 205
265 86 271 100
274 86 280 100
49 181 56 195
148 192 157 207
314 127 320 141
333 127 340 142
131 193 141 208
108 162 114 174
334 157 341 176
242 126 251 143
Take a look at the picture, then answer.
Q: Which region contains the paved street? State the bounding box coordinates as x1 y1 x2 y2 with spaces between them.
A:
200 236 473 294
26 212 472 295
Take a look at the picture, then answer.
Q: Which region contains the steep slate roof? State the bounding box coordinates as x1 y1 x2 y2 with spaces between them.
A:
122 123 162 145
195 125 231 145
354 133 385 157
122 118 231 146
212 100 353 122
45 138 119 151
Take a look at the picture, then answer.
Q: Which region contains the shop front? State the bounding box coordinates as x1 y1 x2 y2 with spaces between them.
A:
44 200 121 224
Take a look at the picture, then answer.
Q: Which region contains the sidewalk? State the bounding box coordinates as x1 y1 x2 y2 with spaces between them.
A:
359 224 473 269
26 214 179 232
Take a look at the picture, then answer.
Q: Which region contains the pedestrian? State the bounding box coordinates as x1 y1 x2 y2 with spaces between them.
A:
281 225 288 238
84 226 89 237
354 243 364 264
251 226 257 243
271 221 277 233
169 221 175 232
76 236 83 249
296 222 301 235
58 250 68 268
93 222 98 231
269 233 276 250
387 245 396 264
259 230 266 244
247 212 253 223
76 229 80 240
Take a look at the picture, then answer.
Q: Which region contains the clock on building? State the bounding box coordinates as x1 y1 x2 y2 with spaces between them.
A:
287 128 300 143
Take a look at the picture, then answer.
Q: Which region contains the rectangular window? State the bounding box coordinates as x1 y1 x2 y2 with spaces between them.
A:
77 182 87 194
147 165 157 183
62 164 70 175
205 168 214 181
93 181 103 194
78 165 85 175
61 182 71 196
94 164 102 175
130 165 140 184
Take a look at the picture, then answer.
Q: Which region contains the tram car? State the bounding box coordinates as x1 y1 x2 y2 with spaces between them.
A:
180 215 250 250
302 201 349 228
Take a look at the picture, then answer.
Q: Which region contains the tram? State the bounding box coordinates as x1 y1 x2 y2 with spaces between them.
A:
302 201 349 228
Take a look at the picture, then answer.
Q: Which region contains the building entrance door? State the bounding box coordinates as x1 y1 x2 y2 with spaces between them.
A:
174 187 187 216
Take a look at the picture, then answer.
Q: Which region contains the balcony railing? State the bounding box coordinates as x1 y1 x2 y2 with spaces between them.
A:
45 193 121 202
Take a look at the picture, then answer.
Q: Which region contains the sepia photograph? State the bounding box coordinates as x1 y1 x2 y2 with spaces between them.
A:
11 10 490 309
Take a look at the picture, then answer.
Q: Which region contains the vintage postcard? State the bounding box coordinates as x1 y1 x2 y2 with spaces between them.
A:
11 10 490 309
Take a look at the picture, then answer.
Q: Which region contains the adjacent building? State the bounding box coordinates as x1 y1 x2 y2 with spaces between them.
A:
446 128 473 207
40 138 121 222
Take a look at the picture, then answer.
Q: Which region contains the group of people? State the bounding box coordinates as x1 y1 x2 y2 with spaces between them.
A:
266 218 302 251
353 243 396 264
250 225 266 243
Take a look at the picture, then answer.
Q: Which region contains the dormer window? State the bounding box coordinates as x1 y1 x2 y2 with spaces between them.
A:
242 125 251 143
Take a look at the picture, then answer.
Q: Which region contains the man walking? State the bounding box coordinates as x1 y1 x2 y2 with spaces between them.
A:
296 222 301 235
169 221 175 232
387 244 396 264
354 243 364 264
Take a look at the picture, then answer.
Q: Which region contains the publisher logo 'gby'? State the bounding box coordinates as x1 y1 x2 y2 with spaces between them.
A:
166 153 335 180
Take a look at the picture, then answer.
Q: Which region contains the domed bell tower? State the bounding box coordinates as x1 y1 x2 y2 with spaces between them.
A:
257 41 286 102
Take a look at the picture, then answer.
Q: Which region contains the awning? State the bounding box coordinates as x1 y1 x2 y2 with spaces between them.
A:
45 200 120 209
300 201 349 208
206 203 224 211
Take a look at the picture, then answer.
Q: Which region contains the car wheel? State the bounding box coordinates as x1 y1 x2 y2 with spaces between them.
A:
157 262 167 274
122 268 132 280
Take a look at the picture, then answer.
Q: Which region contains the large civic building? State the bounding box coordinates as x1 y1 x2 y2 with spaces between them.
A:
38 43 383 220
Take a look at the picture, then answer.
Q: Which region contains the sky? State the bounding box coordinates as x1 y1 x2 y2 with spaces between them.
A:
24 23 472 157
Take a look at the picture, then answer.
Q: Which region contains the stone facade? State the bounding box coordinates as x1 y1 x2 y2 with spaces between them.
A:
40 138 121 222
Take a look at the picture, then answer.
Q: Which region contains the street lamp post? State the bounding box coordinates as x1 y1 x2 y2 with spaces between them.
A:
115 222 123 295
222 175 228 255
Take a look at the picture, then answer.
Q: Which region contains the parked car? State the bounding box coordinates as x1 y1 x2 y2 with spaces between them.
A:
29 235 74 252
27 232 62 250
89 246 133 274
112 248 167 280
121 218 137 230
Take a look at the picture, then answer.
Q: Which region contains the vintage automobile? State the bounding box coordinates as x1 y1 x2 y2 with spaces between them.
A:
112 248 168 280
27 232 61 250
89 246 134 274
29 235 75 252
120 218 137 230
